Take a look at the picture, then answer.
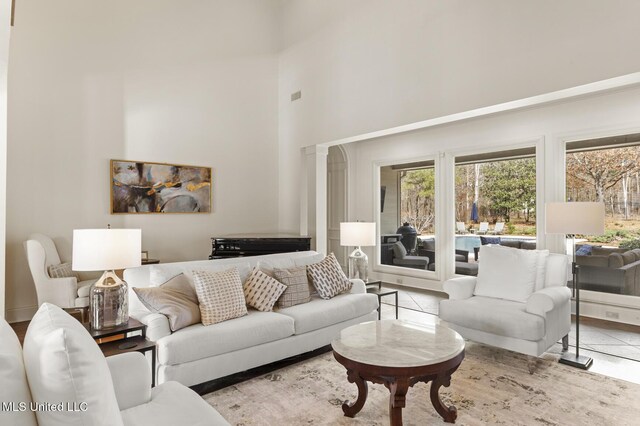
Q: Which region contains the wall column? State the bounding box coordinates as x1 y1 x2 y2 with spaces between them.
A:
300 145 328 254
0 0 11 319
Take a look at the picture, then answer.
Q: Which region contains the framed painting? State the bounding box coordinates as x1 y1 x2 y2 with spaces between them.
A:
111 160 212 214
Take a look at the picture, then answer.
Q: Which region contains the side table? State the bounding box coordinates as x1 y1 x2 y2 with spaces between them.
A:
365 281 399 320
84 319 157 386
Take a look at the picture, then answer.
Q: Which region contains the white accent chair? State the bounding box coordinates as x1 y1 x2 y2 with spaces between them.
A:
456 222 466 234
440 247 571 360
24 233 94 309
0 303 229 426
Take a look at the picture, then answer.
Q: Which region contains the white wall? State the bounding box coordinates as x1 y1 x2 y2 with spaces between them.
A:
277 0 640 232
5 0 281 321
0 0 10 319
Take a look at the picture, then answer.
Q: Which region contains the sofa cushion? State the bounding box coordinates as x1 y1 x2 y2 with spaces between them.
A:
133 274 201 332
193 268 248 326
481 236 501 245
421 238 436 251
0 318 37 426
440 296 545 341
278 293 379 335
622 251 636 265
23 303 123 426
632 249 640 261
156 310 295 365
474 245 538 302
521 241 537 250
609 253 624 268
392 241 407 258
577 255 609 268
120 381 229 426
243 268 286 312
575 244 593 256
273 266 311 308
306 253 352 299
256 258 295 278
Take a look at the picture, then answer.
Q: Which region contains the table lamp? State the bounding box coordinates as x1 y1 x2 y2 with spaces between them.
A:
72 228 142 330
545 202 605 369
340 222 376 282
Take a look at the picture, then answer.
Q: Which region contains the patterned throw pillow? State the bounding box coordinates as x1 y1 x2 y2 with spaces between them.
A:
192 268 248 326
133 273 201 332
273 266 311 308
48 262 79 280
306 253 352 300
243 268 286 312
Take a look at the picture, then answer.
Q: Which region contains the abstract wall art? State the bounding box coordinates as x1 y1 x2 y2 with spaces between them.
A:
111 160 212 214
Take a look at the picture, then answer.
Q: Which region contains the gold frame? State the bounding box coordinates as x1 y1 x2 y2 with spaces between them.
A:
110 159 212 215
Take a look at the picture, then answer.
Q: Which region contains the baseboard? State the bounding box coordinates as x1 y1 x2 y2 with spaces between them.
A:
577 300 640 327
6 305 37 323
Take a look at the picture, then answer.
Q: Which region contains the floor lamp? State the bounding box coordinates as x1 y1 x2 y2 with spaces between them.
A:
340 222 376 282
545 202 605 370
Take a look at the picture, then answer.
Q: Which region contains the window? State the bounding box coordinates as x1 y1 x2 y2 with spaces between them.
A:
566 133 640 297
454 148 537 275
379 160 436 272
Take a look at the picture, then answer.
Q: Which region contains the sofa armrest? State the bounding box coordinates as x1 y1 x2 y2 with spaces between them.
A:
525 286 571 317
107 352 151 411
349 279 366 294
130 310 172 341
442 276 477 300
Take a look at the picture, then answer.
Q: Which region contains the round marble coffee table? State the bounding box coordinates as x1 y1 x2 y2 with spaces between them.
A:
331 320 465 425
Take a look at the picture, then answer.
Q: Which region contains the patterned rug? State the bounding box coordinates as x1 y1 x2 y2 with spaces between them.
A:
204 342 640 426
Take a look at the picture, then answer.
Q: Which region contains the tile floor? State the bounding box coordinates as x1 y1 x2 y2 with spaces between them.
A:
376 283 640 385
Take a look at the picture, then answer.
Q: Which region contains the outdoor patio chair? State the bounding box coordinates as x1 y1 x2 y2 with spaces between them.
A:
490 222 505 235
456 222 466 234
477 222 489 235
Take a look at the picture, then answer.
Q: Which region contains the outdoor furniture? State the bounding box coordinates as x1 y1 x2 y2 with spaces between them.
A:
477 222 489 235
391 241 429 269
456 222 466 234
490 222 505 235
428 261 478 276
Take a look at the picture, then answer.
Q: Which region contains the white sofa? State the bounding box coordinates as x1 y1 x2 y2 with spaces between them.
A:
0 304 228 426
439 249 571 358
124 251 379 387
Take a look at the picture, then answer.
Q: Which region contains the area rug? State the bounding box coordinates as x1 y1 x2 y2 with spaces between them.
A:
204 343 640 426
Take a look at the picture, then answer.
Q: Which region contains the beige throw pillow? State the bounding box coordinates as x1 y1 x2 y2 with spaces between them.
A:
243 268 287 312
306 253 352 299
273 266 312 308
48 262 79 280
133 273 200 331
192 268 248 326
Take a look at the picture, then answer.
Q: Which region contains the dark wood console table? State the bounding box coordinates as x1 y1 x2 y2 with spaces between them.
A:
209 234 311 259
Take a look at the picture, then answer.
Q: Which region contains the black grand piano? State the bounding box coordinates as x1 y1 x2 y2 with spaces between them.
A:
209 234 312 259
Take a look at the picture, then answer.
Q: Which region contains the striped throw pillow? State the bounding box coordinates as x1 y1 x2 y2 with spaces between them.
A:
306 253 352 299
273 266 311 308
48 262 79 280
243 268 286 312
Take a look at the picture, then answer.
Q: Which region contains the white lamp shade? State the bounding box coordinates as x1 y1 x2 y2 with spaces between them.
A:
545 202 605 235
340 222 376 247
72 229 142 271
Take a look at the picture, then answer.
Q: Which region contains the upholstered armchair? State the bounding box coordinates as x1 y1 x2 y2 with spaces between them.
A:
1 304 229 426
24 233 95 309
440 246 571 362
